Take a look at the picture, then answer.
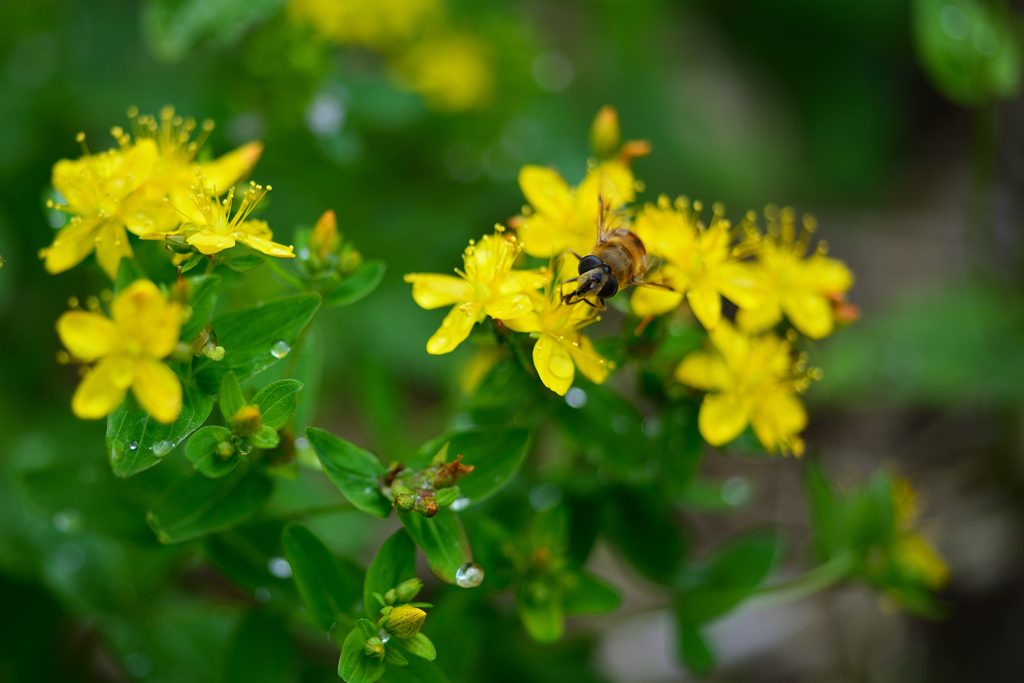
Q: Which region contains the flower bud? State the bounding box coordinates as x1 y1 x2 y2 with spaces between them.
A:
229 405 262 438
393 578 423 603
309 209 340 264
163 233 195 254
216 440 235 459
380 605 426 639
363 636 386 659
590 105 620 158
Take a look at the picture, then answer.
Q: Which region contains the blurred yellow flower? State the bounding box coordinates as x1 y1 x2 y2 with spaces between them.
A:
513 160 638 258
391 31 493 111
675 320 811 455
143 177 294 258
890 477 950 590
289 0 440 49
115 106 263 230
504 262 612 396
57 280 183 423
41 139 159 279
631 197 761 329
405 230 545 354
737 207 853 339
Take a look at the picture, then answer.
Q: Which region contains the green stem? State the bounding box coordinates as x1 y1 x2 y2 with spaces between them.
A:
264 257 306 291
749 554 852 609
204 255 216 275
289 501 356 518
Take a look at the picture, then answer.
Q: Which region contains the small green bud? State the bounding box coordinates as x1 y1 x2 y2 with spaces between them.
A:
393 578 423 603
383 588 397 605
590 105 621 158
229 405 262 437
216 440 235 459
395 494 417 512
163 234 195 254
380 605 426 639
363 637 385 659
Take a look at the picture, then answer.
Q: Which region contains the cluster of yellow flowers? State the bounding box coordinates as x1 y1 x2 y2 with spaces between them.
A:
44 107 298 424
407 107 856 456
288 0 492 111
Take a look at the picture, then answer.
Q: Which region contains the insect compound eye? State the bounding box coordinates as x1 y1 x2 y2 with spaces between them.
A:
578 255 603 274
598 274 618 299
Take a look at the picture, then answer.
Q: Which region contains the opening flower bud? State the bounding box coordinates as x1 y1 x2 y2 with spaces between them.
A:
590 105 621 158
380 605 426 639
309 209 341 264
393 578 423 603
229 405 262 437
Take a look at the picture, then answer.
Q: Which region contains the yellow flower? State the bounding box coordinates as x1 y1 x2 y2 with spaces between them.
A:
57 280 184 423
513 160 638 258
143 176 294 258
890 478 950 590
631 197 762 329
391 31 493 111
41 139 160 279
675 320 811 455
737 207 853 339
405 230 545 355
114 106 264 231
288 0 440 49
504 262 613 395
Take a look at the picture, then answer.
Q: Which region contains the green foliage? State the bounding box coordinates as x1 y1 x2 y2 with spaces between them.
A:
283 523 359 630
398 510 475 586
224 611 296 683
307 427 392 518
147 470 273 543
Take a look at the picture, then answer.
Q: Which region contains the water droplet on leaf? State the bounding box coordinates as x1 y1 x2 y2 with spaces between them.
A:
455 562 484 588
128 441 139 451
151 440 173 457
450 496 471 511
270 340 291 358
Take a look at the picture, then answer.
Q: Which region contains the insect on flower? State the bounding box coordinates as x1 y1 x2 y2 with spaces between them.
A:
561 196 671 310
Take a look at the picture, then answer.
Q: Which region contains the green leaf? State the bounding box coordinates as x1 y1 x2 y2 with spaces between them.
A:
805 461 848 560
220 251 266 272
517 579 563 643
220 372 245 420
324 260 386 307
677 531 782 624
555 383 645 475
384 645 408 667
676 621 714 676
252 379 303 429
603 486 687 584
339 621 386 683
562 571 620 615
179 253 203 273
185 425 239 478
194 292 321 394
224 610 295 683
282 523 358 630
397 633 435 661
433 487 459 508
147 470 273 544
114 257 147 293
379 657 451 683
408 426 529 503
180 274 221 341
364 530 417 620
306 427 390 518
203 522 296 595
398 510 473 586
142 0 289 62
248 425 280 449
106 383 214 478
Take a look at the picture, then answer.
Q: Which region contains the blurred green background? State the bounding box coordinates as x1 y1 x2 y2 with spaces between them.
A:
2 0 1024 681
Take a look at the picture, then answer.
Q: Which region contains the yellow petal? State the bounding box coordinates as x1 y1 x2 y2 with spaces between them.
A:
57 311 119 361
568 334 610 385
519 165 572 219
131 357 183 424
687 284 721 330
187 232 236 255
712 261 763 310
576 160 635 214
94 221 134 280
484 293 532 320
782 291 834 339
427 305 480 355
534 333 575 395
200 141 264 191
112 280 182 358
71 355 134 419
516 214 575 258
736 298 783 334
631 285 684 317
698 392 749 446
503 268 548 295
750 391 807 454
502 311 542 333
674 351 729 391
895 535 950 589
43 217 102 274
805 255 853 294
405 273 469 310
121 196 180 236
236 227 295 258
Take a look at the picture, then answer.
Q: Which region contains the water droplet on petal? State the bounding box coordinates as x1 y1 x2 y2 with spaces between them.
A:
151 440 173 457
270 340 291 359
455 562 484 588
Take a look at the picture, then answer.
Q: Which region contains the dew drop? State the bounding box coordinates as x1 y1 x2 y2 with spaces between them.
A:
267 557 292 578
270 340 291 359
151 440 173 457
450 496 471 511
128 441 139 451
455 562 484 588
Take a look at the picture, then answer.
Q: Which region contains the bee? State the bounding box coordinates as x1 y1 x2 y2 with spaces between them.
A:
562 198 669 308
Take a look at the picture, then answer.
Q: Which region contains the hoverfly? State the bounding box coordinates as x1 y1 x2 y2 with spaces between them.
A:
561 197 669 308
